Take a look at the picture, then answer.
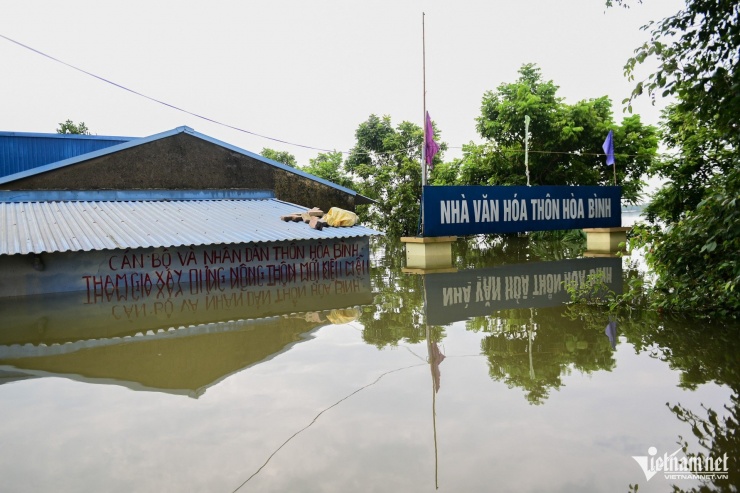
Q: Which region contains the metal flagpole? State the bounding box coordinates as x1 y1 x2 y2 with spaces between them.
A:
613 162 617 186
524 115 531 187
420 12 427 237
422 12 427 187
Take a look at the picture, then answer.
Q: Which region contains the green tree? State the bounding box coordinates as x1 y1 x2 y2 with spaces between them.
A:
608 0 739 318
299 151 355 190
645 103 737 224
619 0 739 150
56 120 90 135
463 63 658 202
630 172 739 318
622 0 739 224
346 114 445 237
261 148 298 167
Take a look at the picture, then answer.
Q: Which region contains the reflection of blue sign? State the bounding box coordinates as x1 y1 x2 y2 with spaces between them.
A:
423 185 621 237
424 257 622 326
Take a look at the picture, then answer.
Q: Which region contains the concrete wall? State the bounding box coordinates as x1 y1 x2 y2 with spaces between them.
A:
0 237 371 298
7 133 356 212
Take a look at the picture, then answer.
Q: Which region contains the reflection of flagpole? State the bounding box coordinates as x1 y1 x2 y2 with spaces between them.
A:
426 324 439 489
528 308 535 380
423 272 442 489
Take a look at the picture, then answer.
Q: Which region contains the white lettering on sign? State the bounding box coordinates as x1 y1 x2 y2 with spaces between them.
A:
475 276 501 302
530 198 561 221
562 198 585 219
505 275 529 300
442 285 471 306
440 200 470 224
588 198 612 218
503 199 528 222
473 199 500 223
434 191 616 232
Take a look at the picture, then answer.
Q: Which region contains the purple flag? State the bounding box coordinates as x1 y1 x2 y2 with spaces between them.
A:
425 111 440 168
602 130 615 166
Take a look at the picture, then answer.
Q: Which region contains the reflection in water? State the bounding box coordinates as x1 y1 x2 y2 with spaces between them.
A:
418 256 623 404
479 306 617 404
0 235 737 492
0 276 372 397
362 237 737 489
1 318 333 397
426 325 445 490
605 320 618 349
0 276 371 347
618 312 740 490
423 256 623 326
231 361 428 492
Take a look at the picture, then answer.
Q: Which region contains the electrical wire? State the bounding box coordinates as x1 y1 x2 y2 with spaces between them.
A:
1 33 670 163
0 33 340 152
0 33 421 160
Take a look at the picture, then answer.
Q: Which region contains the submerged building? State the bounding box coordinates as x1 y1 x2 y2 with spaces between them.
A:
0 126 379 298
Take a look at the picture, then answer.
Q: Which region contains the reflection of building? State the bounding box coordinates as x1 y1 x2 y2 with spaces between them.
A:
0 127 379 297
0 127 379 393
423 257 622 325
0 276 372 397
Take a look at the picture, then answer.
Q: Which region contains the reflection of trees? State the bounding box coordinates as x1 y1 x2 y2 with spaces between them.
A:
528 230 586 260
360 233 583 348
359 237 443 347
362 236 612 402
453 235 532 268
363 235 738 489
453 233 585 269
618 313 740 491
478 306 616 405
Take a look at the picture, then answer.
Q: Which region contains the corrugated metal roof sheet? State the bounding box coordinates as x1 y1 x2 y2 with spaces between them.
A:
0 199 381 256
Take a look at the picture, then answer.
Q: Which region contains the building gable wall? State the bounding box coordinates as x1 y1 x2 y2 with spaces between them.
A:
6 133 355 211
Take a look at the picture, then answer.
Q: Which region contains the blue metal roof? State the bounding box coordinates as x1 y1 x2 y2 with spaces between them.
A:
0 131 133 179
0 127 363 201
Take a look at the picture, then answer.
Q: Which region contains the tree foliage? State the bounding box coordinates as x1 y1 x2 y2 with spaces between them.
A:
609 0 740 318
261 147 298 167
620 0 739 148
625 0 739 223
449 64 659 202
631 172 739 318
345 114 445 237
645 102 737 224
56 119 90 135
481 307 615 405
299 151 355 190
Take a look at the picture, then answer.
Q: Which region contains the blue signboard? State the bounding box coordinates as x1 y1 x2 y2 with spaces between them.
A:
423 185 621 237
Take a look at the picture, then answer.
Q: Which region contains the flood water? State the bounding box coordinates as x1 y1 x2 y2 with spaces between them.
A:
0 233 737 492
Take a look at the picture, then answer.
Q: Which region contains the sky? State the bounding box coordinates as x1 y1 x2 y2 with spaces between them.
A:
1 0 685 168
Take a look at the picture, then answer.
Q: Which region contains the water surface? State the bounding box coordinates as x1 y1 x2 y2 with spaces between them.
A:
0 236 736 492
